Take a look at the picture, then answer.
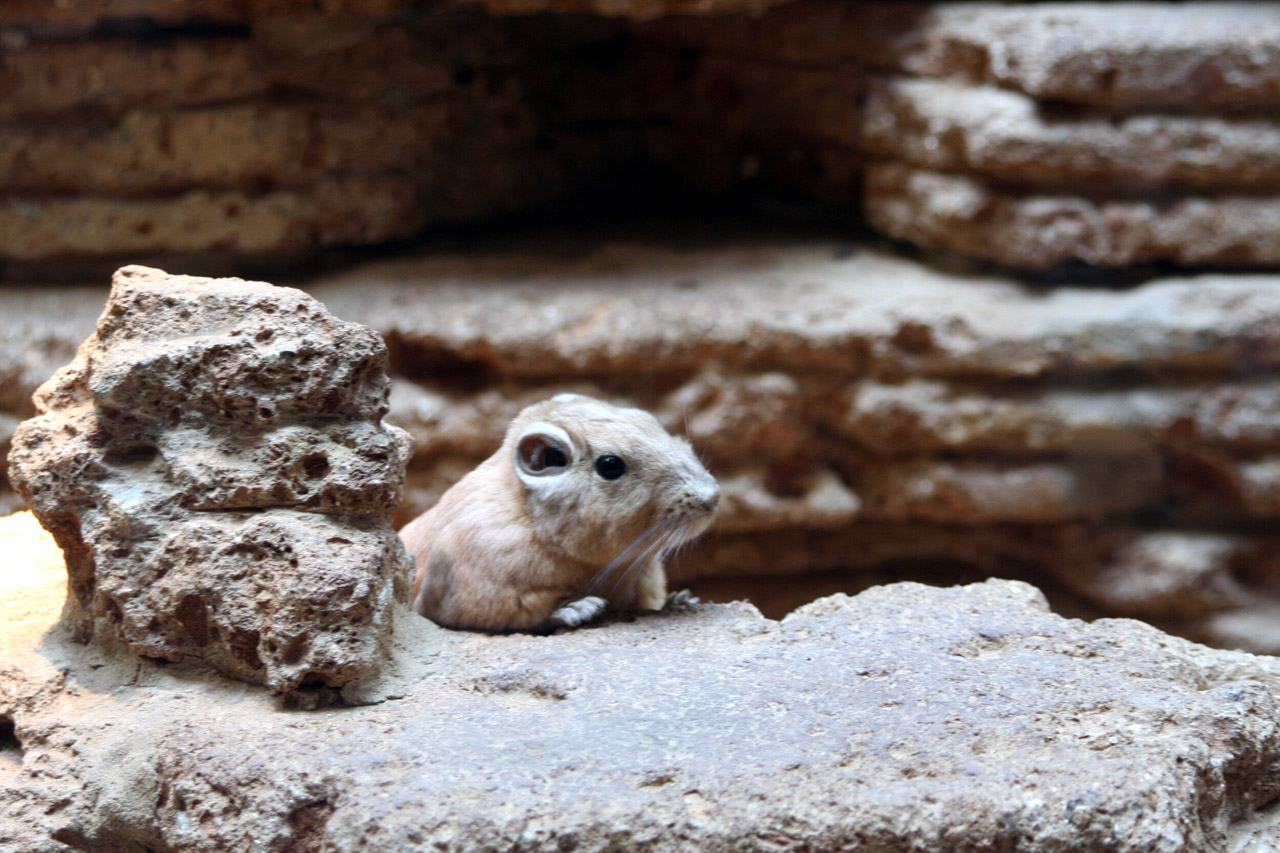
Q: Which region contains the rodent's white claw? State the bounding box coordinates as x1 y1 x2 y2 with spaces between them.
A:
665 589 700 610
549 596 608 630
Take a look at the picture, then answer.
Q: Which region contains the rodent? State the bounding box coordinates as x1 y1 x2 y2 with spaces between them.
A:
401 394 720 632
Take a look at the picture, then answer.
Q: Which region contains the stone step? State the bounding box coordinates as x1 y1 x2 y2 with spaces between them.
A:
6 559 1279 850
0 101 518 195
883 2 1280 111
866 164 1280 269
840 379 1280 455
0 149 567 262
864 77 1280 191
312 240 1280 380
642 2 1280 111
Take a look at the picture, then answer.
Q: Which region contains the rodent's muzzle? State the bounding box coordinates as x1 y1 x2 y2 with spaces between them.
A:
696 483 721 514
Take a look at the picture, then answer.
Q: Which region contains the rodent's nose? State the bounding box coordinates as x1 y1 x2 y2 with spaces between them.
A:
698 483 720 513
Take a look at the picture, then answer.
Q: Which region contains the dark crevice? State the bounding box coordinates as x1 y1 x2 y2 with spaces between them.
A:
0 716 23 764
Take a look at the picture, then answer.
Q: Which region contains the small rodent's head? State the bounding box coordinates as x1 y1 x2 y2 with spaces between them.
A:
503 394 720 566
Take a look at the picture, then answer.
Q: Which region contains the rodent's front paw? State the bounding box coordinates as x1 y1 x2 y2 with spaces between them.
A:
549 596 608 630
664 589 701 610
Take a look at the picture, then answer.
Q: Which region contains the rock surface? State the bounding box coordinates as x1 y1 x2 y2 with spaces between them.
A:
3 2 1279 270
874 2 1280 111
5 234 1280 653
863 77 1280 191
2 522 1280 852
6 265 412 690
866 164 1280 269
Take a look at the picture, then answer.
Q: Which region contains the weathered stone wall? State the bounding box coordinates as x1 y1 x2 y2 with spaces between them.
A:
6 2 1276 273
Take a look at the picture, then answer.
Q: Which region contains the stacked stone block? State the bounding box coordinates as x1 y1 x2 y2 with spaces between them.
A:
858 3 1280 268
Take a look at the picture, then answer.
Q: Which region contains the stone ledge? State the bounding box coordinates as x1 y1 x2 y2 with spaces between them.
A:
866 164 1280 269
2 512 1279 851
863 77 1280 192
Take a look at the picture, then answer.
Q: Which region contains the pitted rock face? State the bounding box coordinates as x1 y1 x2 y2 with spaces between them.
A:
7 264 412 691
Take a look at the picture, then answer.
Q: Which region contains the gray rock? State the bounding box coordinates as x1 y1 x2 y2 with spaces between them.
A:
864 76 1280 190
881 2 1280 111
6 265 412 690
2 529 1280 852
866 164 1280 269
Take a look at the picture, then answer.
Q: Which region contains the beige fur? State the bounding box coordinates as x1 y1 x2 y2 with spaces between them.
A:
402 394 719 632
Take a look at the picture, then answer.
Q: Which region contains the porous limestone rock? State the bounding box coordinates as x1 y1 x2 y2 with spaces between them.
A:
3 531 1280 852
6 265 412 691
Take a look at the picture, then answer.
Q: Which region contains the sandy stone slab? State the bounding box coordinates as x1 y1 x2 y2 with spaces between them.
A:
866 164 1280 269
0 102 475 195
0 0 428 28
0 181 430 261
0 0 779 27
9 234 1269 410
0 37 268 120
0 22 497 120
641 3 1280 111
885 2 1280 111
853 456 1164 524
4 557 1280 851
312 238 1280 380
864 77 1280 191
840 379 1280 456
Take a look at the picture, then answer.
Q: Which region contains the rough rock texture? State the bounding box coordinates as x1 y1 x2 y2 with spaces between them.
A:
863 77 1280 191
0 13 607 266
3 2 1279 271
0 0 786 29
866 164 1280 269
5 234 1280 653
846 4 1280 269
6 265 413 691
3 527 1280 852
867 2 1280 111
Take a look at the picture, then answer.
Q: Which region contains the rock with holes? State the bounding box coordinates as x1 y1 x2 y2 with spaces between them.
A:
6 264 412 691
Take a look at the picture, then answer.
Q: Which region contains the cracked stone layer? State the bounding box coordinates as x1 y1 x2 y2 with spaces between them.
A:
0 16 590 120
0 102 513 195
0 152 566 262
879 2 1280 111
3 531 1280 852
866 164 1280 269
0 0 785 28
640 2 1280 111
6 265 412 690
863 77 1280 191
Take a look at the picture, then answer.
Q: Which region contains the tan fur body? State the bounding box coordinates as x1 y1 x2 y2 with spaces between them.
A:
402 395 719 632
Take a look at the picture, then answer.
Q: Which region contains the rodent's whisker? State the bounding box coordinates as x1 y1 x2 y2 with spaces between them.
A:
583 519 672 597
586 518 685 599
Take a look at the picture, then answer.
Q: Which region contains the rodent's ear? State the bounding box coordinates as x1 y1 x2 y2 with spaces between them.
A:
514 422 575 480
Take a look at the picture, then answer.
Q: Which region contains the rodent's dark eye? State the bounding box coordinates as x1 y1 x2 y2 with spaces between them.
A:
595 454 627 480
